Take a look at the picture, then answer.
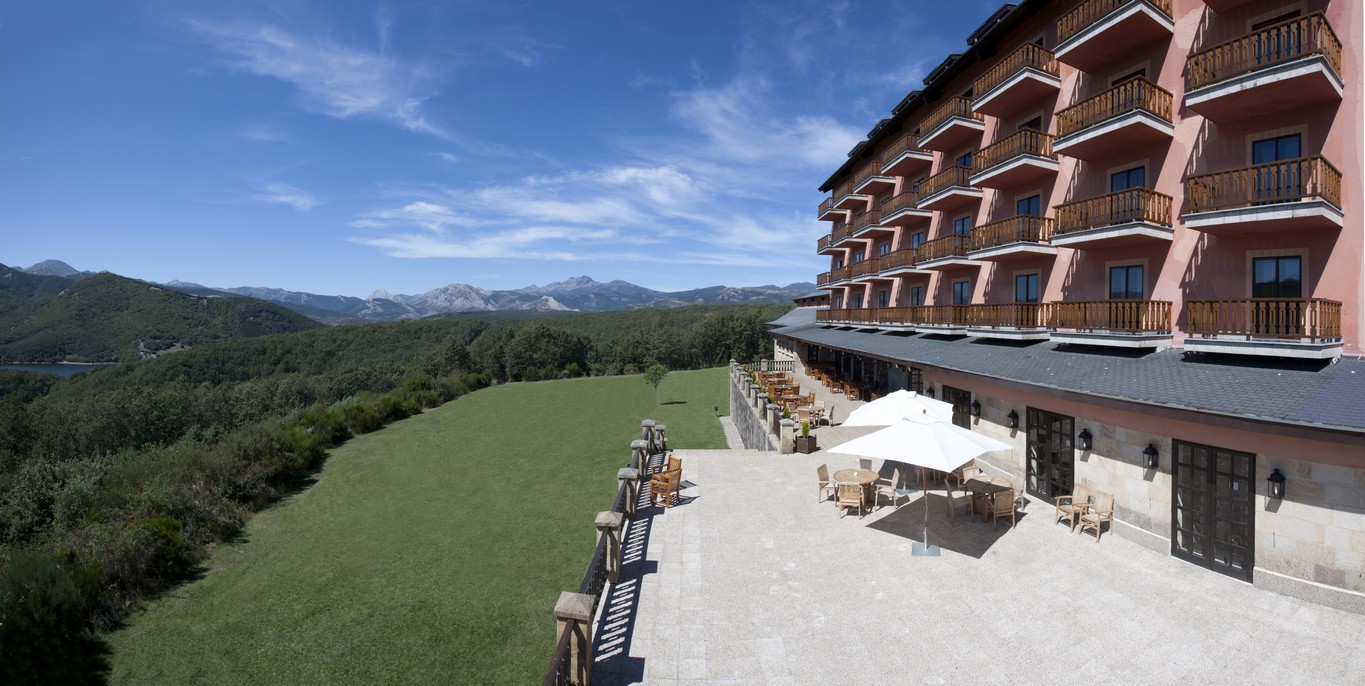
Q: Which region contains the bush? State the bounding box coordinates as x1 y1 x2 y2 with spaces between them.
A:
0 550 107 685
341 403 382 435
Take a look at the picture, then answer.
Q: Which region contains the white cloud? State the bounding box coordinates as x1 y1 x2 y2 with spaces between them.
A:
237 124 292 143
253 182 317 211
186 19 449 139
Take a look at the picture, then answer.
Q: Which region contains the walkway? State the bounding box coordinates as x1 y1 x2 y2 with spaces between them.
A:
593 451 1365 685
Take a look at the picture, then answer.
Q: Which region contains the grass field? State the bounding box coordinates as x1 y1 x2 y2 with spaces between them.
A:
107 367 728 684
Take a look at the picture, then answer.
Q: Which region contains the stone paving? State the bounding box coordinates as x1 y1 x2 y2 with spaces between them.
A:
593 450 1365 685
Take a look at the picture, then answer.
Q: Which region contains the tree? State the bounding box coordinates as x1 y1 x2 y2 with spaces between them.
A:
644 364 668 405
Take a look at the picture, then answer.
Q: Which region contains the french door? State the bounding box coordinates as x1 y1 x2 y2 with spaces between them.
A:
1172 441 1255 582
1026 408 1074 500
940 385 972 429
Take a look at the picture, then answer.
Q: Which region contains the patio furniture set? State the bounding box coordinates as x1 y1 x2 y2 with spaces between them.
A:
818 460 1020 529
758 371 828 427
1053 485 1116 542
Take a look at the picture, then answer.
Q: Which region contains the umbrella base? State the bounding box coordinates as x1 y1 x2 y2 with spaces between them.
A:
912 527 941 556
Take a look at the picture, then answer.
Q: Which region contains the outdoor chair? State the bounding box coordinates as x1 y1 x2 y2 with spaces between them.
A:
949 461 982 493
650 453 682 477
796 407 812 425
650 469 682 508
836 483 864 519
943 482 968 522
812 401 827 426
989 488 1018 530
1078 492 1114 542
874 468 903 510
1054 484 1091 532
816 464 836 503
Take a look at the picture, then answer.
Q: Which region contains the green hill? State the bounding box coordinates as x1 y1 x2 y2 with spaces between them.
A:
0 265 321 363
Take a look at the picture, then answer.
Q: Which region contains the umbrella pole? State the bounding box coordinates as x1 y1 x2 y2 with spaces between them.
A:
913 466 941 556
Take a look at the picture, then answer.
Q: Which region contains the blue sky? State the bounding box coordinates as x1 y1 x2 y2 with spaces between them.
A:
2 0 998 297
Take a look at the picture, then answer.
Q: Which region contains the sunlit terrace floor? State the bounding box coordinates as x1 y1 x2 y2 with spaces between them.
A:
592 450 1365 685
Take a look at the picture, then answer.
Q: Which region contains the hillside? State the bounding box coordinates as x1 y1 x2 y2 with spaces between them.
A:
0 265 321 363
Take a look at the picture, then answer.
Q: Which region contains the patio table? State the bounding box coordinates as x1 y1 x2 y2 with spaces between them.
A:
833 468 880 507
964 475 1012 519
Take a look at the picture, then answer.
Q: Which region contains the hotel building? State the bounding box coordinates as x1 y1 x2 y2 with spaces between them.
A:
770 0 1365 610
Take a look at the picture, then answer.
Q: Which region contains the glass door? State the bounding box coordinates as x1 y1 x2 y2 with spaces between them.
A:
941 385 972 429
1172 441 1255 582
1252 256 1302 337
1026 408 1074 500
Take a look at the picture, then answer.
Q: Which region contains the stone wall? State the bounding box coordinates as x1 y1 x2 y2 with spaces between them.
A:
728 369 775 451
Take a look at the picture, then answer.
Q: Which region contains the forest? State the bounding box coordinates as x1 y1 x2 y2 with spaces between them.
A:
0 303 785 683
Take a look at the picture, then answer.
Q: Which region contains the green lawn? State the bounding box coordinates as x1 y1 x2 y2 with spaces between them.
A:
107 367 728 684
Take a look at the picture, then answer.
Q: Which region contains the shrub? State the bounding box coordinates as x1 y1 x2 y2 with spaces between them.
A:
341 403 382 435
0 550 107 685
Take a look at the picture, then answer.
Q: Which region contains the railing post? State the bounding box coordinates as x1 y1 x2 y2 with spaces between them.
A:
631 439 648 472
554 592 595 686
653 424 667 455
618 467 640 520
595 511 625 583
640 419 656 451
767 403 781 437
779 418 796 454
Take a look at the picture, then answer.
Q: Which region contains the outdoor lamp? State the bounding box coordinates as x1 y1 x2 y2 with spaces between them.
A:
1077 428 1093 451
1268 468 1286 499
1007 409 1019 428
924 386 935 399
1143 444 1159 469
970 400 981 417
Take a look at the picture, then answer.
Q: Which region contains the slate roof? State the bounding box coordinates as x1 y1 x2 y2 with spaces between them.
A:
770 309 1365 433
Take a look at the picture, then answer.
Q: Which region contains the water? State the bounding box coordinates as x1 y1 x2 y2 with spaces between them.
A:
0 363 113 377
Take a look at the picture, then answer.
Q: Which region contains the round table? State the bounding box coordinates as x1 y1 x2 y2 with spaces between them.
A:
964 475 1013 519
832 468 879 486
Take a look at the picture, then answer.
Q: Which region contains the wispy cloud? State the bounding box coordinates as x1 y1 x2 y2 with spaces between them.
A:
252 182 318 211
237 124 292 144
185 19 449 140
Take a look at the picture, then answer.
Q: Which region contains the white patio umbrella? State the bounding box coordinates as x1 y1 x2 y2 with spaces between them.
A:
827 418 1011 556
842 389 955 427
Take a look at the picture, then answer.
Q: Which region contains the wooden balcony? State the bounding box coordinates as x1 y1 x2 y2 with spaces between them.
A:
817 307 911 327
817 234 831 253
880 190 932 227
817 223 853 254
817 197 846 222
1055 0 1174 72
847 258 879 280
1183 156 1343 235
917 165 984 212
850 207 892 238
1048 300 1173 349
1186 13 1343 122
816 308 849 323
1054 77 1173 160
828 266 853 284
967 216 1056 261
973 43 1061 118
917 96 985 152
914 234 980 270
967 303 1050 340
877 247 926 276
815 271 831 287
1185 298 1343 359
970 129 1058 189
853 160 896 195
879 132 934 177
913 305 973 333
1052 188 1174 248
832 179 869 211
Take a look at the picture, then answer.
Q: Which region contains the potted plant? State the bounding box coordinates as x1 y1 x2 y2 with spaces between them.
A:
795 421 817 454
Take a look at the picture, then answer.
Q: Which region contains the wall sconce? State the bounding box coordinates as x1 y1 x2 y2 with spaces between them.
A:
1143 444 1159 469
1007 409 1019 429
1077 428 1093 451
924 386 935 399
970 400 981 416
1267 468 1286 499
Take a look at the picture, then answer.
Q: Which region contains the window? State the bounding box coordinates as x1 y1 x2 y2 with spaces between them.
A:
1111 166 1146 192
851 293 864 309
877 289 890 308
1252 134 1303 203
953 215 972 236
1252 256 1301 298
1252 11 1302 68
907 367 924 393
852 252 864 264
909 285 925 307
1252 134 1301 164
913 176 926 193
1016 194 1041 216
955 152 973 168
832 295 843 309
1015 273 1039 303
1019 116 1042 131
910 231 926 248
952 280 971 305
879 243 891 256
833 258 843 269
1109 265 1144 300
1111 68 1146 86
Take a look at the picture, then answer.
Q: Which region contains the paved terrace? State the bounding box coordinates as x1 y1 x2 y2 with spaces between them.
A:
592 450 1365 685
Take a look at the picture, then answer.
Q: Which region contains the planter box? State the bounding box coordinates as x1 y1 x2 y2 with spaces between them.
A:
795 436 818 454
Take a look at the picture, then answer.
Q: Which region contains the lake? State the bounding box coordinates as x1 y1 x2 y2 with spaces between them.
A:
0 363 114 377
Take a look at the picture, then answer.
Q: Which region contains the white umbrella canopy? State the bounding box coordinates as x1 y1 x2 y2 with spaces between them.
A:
826 418 1010 473
842 389 956 427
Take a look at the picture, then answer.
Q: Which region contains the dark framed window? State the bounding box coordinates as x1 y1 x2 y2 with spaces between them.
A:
907 367 924 393
941 385 972 429
1251 135 1303 203
852 252 864 264
879 243 891 256
952 280 971 305
833 295 843 308
1252 134 1301 164
851 293 864 309
955 152 973 168
1026 408 1075 499
1111 67 1146 86
877 289 889 308
1252 256 1301 298
1019 116 1043 131
1172 440 1255 582
1016 194 1041 216
910 231 926 248
1111 166 1146 192
1109 265 1144 300
953 215 972 236
833 258 843 269
1015 273 1039 303
909 285 925 307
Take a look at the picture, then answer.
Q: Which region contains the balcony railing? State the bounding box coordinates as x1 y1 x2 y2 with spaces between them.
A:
1186 156 1342 213
878 247 920 272
817 234 831 252
1049 300 1172 333
881 189 922 216
817 197 833 217
830 266 852 282
848 259 878 279
975 43 1059 97
915 234 971 263
816 271 831 286
1186 299 1342 342
829 224 851 244
971 303 1048 329
920 96 982 136
973 129 1056 175
816 308 847 322
851 208 882 232
1058 0 1172 43
915 305 972 327
834 180 855 200
854 160 884 188
1188 12 1341 90
1054 189 1173 235
1056 77 1173 138
969 216 1054 251
920 165 973 198
881 132 922 163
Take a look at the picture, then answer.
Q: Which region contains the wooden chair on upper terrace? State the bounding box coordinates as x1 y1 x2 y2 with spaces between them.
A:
1054 484 1091 532
874 468 903 510
650 469 682 508
836 483 865 519
1079 492 1114 542
989 488 1018 530
816 464 836 503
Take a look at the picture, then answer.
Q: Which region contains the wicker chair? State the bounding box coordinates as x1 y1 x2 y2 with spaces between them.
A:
1054 484 1091 532
816 464 836 503
1078 492 1114 542
836 483 864 519
989 488 1018 530
650 469 681 508
874 468 903 510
